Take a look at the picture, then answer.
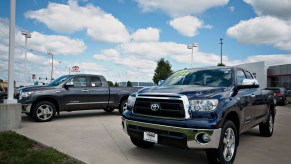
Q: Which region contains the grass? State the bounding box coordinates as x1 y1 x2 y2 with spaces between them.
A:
0 131 81 164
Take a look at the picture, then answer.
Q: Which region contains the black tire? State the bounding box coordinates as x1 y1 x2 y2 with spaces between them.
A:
130 137 155 148
259 109 274 137
32 101 56 122
282 98 287 106
103 108 114 112
206 120 238 164
119 99 128 115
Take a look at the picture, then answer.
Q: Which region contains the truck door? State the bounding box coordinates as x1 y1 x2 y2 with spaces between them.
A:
87 76 110 109
236 69 257 130
62 76 91 110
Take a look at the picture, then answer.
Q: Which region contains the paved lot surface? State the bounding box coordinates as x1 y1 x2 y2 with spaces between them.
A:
15 105 291 164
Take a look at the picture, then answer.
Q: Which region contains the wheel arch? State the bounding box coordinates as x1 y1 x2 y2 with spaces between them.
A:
31 97 60 114
224 111 240 145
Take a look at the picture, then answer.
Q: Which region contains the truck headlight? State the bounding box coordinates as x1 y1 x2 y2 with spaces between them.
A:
189 99 218 112
127 93 137 109
19 91 33 100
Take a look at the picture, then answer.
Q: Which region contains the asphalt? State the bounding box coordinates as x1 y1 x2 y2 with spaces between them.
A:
14 104 291 164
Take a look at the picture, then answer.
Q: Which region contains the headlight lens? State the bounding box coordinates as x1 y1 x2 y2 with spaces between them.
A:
189 99 218 112
19 91 33 100
127 93 137 109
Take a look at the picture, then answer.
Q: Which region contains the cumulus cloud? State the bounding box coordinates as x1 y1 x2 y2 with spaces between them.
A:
227 16 291 44
136 0 229 17
25 0 130 43
244 0 291 20
0 17 87 82
169 16 212 37
226 54 291 66
131 27 160 42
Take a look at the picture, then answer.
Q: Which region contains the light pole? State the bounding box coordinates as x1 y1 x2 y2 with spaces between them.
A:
21 30 31 86
47 52 54 81
187 43 198 67
220 38 223 65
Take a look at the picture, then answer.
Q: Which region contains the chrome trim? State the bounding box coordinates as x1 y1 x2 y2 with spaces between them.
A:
122 118 221 149
134 93 191 119
66 101 110 105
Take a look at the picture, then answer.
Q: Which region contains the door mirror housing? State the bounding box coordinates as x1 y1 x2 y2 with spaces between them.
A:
237 79 259 89
64 82 74 89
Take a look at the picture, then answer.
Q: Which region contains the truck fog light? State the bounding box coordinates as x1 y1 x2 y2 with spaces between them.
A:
202 133 210 142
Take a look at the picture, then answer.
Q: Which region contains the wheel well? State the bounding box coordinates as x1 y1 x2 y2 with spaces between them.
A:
119 96 129 108
31 97 60 114
225 111 240 135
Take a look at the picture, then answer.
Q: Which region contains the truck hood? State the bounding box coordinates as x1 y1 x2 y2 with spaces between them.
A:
20 85 57 92
138 85 230 99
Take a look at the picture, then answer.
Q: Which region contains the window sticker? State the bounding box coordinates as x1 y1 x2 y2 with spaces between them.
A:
173 70 190 77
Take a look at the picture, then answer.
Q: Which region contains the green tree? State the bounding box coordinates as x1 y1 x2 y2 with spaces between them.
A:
114 82 119 87
0 79 3 83
127 81 133 87
217 63 226 66
107 81 114 87
153 58 173 85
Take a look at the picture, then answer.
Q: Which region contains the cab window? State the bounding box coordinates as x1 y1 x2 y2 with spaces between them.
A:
67 77 87 87
245 71 253 79
91 77 102 87
236 70 246 85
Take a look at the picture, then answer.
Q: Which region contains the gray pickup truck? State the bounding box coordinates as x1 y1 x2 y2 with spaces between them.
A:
18 74 139 122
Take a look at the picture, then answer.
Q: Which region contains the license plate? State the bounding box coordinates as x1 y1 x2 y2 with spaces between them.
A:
143 131 158 143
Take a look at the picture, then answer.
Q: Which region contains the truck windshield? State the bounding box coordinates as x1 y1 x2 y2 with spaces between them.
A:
162 68 232 87
47 75 71 86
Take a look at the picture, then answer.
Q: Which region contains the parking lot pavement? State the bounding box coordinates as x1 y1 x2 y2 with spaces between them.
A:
14 105 291 164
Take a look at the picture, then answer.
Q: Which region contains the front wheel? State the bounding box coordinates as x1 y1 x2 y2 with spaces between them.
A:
119 99 128 115
206 120 238 164
259 110 274 137
130 137 155 148
32 101 56 122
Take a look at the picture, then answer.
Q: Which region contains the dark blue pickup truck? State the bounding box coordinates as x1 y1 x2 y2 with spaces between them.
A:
122 66 275 164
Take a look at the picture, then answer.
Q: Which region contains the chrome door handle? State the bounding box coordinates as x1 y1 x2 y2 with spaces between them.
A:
82 89 89 92
251 94 255 97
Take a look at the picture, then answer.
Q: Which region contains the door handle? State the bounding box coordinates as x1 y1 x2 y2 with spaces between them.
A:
251 94 255 98
82 89 89 92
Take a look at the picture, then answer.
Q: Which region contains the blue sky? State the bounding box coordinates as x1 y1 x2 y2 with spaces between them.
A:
1 0 291 83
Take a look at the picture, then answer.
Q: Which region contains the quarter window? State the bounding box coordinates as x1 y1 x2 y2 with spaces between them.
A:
245 71 253 79
91 77 102 87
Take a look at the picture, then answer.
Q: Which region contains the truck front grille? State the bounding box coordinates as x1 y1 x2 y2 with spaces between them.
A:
133 94 189 119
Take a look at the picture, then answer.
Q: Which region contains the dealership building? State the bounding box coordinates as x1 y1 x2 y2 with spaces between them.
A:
236 61 291 89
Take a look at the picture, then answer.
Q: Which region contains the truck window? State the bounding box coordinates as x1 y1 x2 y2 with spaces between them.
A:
236 70 246 85
91 77 102 87
67 77 87 87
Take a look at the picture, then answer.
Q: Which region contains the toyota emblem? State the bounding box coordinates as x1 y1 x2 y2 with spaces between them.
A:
150 103 160 111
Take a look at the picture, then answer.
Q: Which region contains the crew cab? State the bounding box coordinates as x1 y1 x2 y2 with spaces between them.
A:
122 66 275 163
18 74 139 122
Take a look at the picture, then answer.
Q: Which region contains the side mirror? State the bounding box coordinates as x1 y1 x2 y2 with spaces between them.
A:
158 80 164 86
64 82 74 89
237 79 259 89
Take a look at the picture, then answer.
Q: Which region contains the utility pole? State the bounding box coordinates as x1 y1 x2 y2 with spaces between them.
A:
220 38 223 65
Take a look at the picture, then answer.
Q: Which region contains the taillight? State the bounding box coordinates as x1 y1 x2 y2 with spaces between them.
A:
275 93 283 97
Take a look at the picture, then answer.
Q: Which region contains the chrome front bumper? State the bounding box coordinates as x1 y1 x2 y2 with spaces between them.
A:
122 118 221 149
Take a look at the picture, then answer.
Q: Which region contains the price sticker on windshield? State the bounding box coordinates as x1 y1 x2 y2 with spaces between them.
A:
173 70 190 77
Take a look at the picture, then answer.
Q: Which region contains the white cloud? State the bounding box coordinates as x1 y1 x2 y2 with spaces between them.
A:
229 6 235 12
28 32 87 55
0 17 87 82
169 16 211 37
226 54 291 66
244 0 291 20
25 0 130 43
227 16 291 45
73 62 111 74
131 27 160 42
136 0 229 17
94 49 120 61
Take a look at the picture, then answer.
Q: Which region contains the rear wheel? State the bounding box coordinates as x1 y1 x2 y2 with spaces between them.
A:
130 137 155 148
32 101 56 122
119 99 128 115
259 109 274 137
206 120 238 164
103 108 114 112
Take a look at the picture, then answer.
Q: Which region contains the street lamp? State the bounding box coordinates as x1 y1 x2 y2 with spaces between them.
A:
220 38 223 65
21 30 31 86
47 52 54 81
187 43 198 67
